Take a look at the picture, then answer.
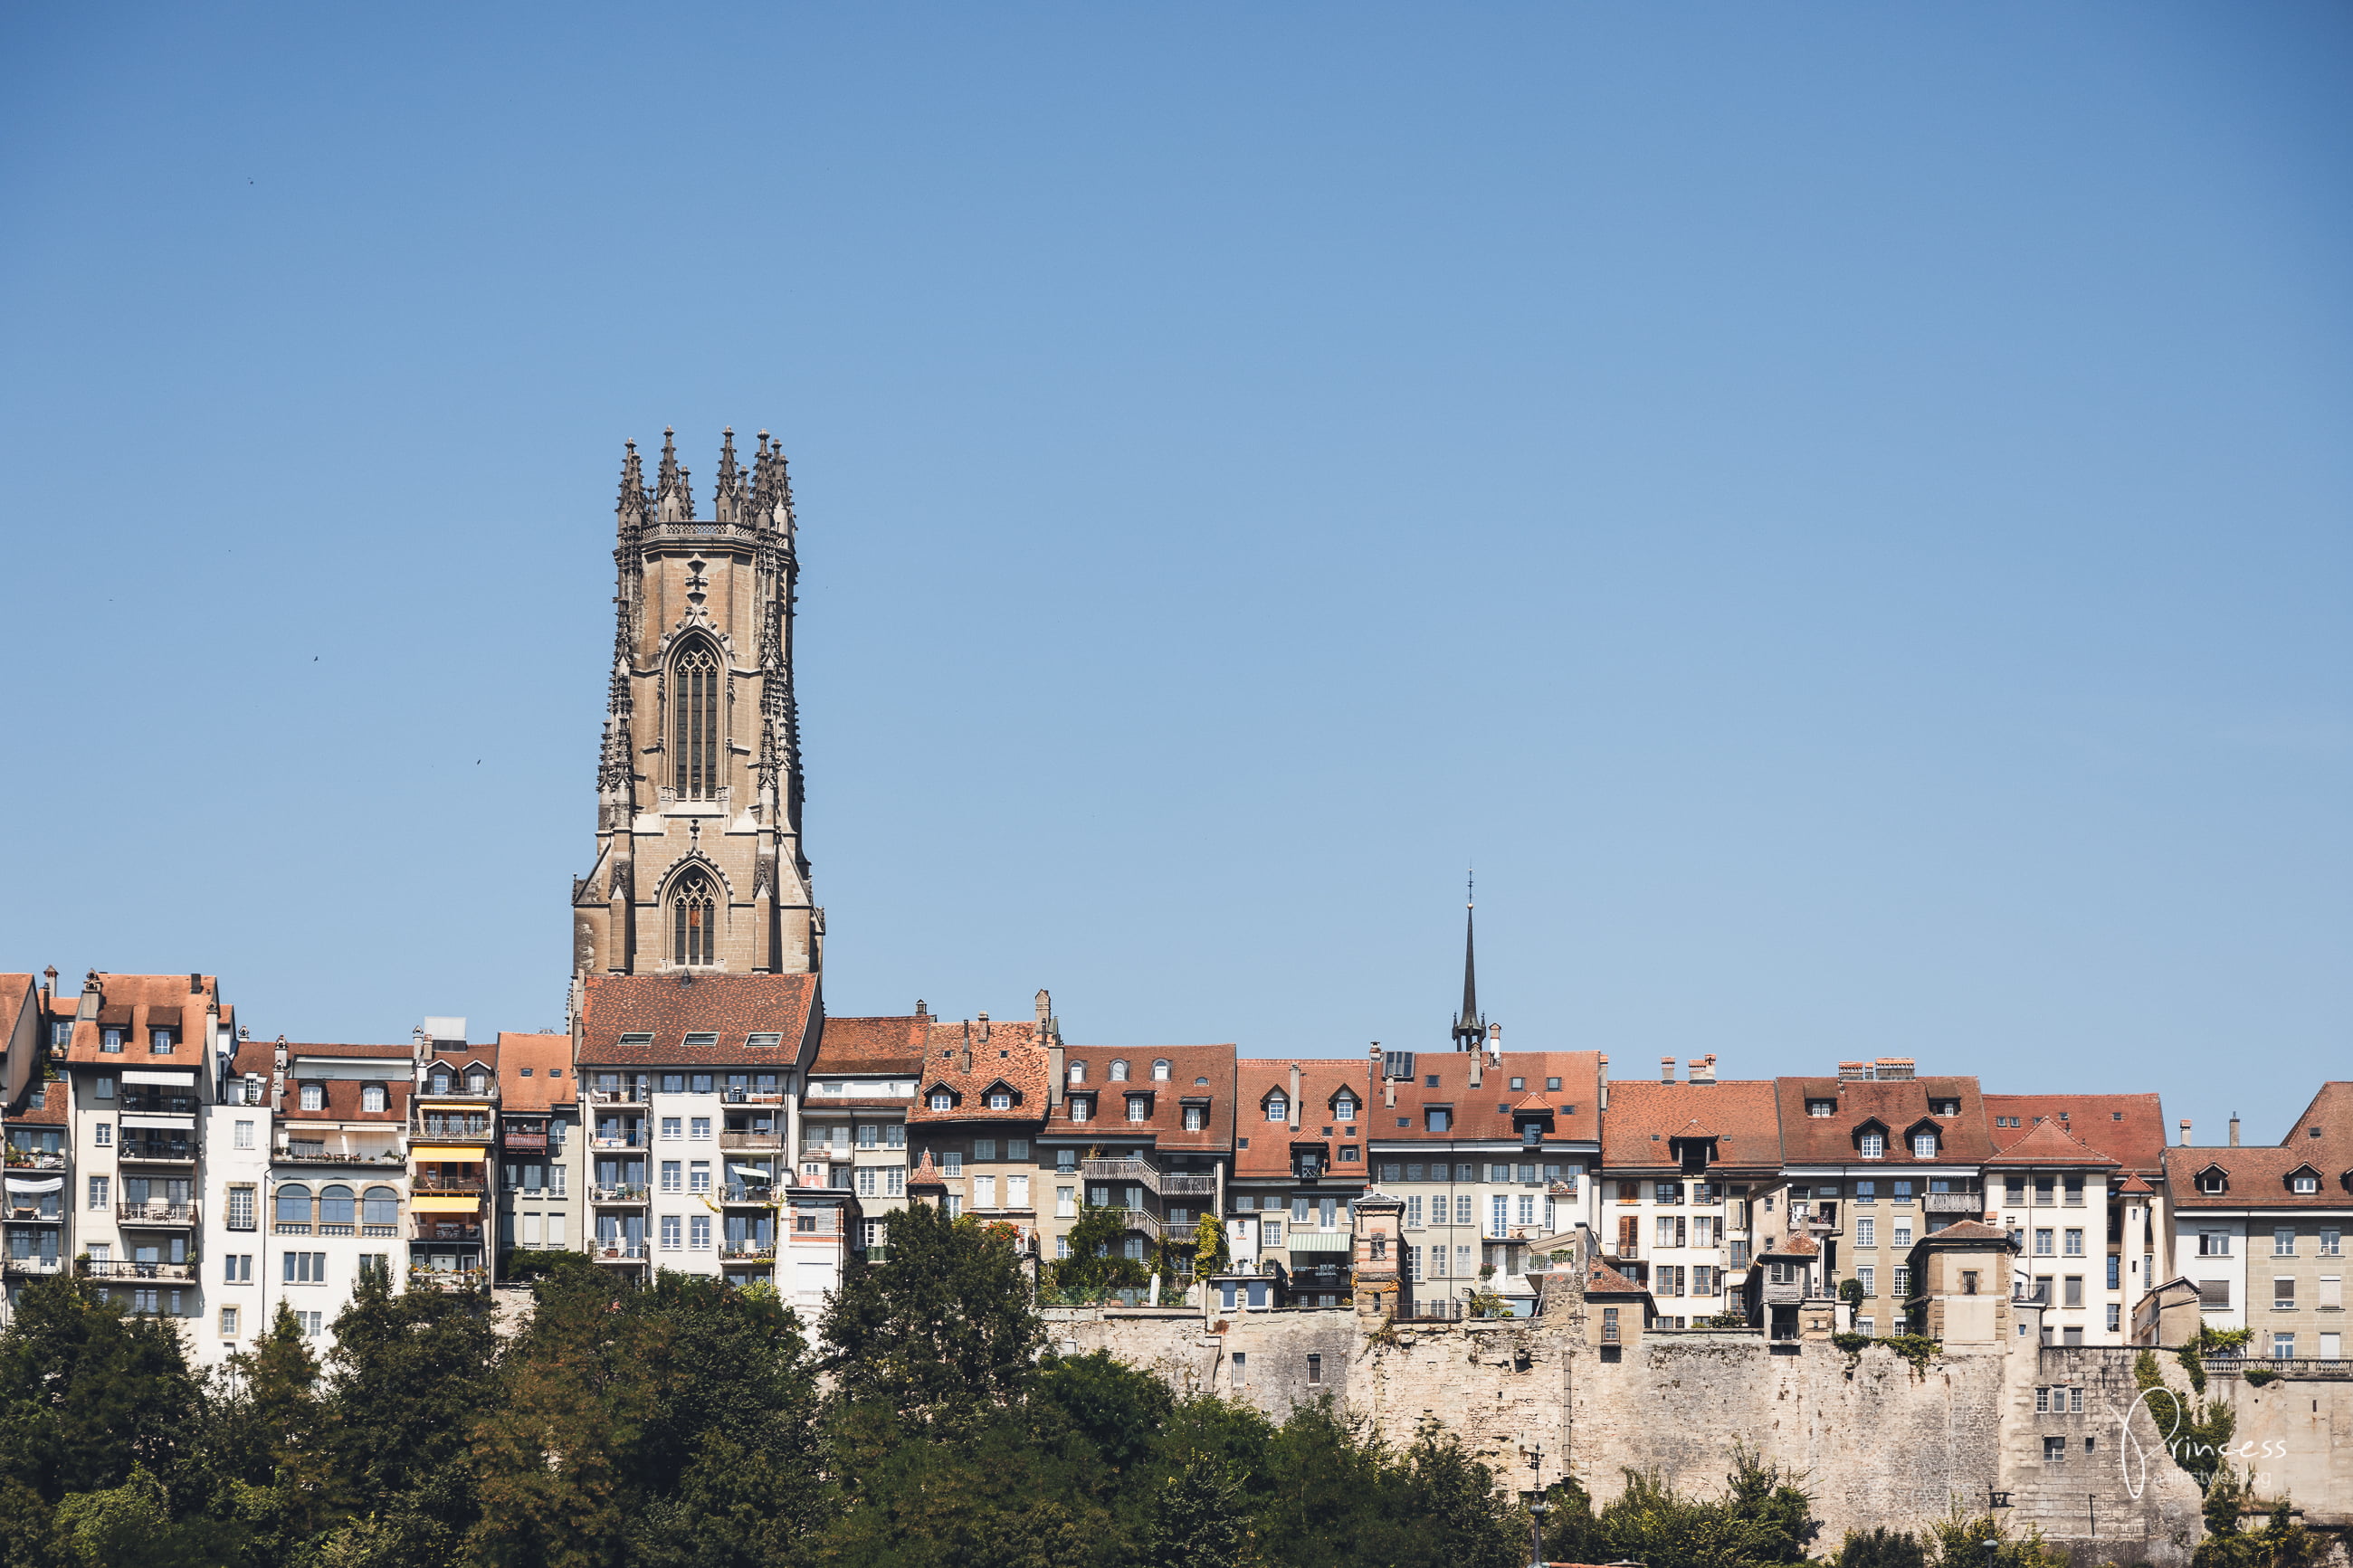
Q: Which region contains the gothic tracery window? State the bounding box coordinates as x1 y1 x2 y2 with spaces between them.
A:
672 643 721 799
672 872 716 967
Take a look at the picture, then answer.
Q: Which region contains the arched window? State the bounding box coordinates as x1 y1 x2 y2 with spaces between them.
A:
672 872 716 966
361 1083 386 1114
275 1184 312 1224
361 1186 398 1225
1109 1060 1129 1081
1067 1062 1085 1085
672 642 722 799
320 1185 356 1225
1151 1060 1170 1081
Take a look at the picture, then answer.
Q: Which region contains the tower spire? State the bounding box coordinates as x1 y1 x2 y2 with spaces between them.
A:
712 427 744 525
1451 870 1485 1051
654 426 693 521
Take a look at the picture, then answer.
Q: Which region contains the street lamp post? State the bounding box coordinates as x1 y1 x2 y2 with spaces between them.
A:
1523 1445 1549 1568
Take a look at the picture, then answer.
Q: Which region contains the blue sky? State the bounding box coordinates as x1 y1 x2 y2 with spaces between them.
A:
3 5 2346 1140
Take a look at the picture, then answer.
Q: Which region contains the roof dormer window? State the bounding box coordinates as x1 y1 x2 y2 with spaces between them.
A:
987 1090 1011 1111
1929 1098 1960 1117
1109 1060 1129 1081
1806 1099 1834 1117
2198 1166 2227 1195
1264 1091 1289 1123
1151 1060 1170 1080
1126 1094 1150 1123
1067 1062 1085 1085
1912 1131 1937 1159
2289 1167 2320 1195
1333 1090 1357 1122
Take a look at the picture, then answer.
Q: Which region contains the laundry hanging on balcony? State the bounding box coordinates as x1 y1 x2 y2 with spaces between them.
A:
4 1177 62 1194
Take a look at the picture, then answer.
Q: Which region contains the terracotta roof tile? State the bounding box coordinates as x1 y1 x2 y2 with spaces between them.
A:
813 1015 928 1077
1981 1116 2120 1168
498 1032 576 1112
910 1020 1051 1126
1773 1074 1994 1166
0 975 34 1050
1234 1059 1368 1180
1985 1093 2166 1174
280 1079 414 1124
1053 1043 1236 1152
2163 1142 2353 1211
1373 1050 1604 1147
10 1080 69 1125
577 974 820 1066
1916 1219 2013 1244
1602 1078 1779 1174
59 974 222 1066
1586 1260 1649 1296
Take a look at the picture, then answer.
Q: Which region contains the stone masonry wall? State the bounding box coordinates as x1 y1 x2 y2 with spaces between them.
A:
1048 1298 2211 1568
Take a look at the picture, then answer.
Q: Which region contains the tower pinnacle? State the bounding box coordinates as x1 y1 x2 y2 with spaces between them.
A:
1451 871 1486 1051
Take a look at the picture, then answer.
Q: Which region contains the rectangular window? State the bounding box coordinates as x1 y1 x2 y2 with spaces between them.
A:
974 1137 996 1161
661 1117 682 1141
227 1186 255 1231
2274 1228 2296 1257
1856 1216 1876 1248
1406 1196 1423 1227
1263 1220 1283 1247
855 1167 877 1197
1892 1266 1910 1297
2320 1276 2343 1309
1858 1266 1876 1297
689 1161 711 1193
2198 1278 2231 1307
2273 1278 2295 1309
2272 1333 2294 1359
2035 1385 2049 1412
691 1216 710 1250
1306 1353 1323 1384
974 1175 996 1207
2062 1229 2083 1257
691 1117 711 1141
1007 1174 1029 1208
2199 1231 2232 1257
2034 1229 2054 1256
2064 1277 2084 1308
2321 1230 2342 1257
943 1152 964 1177
885 1166 905 1197
1893 1220 1912 1248
2107 1304 2122 1334
1056 1186 1075 1218
233 1119 254 1150
87 1175 109 1211
218 1307 240 1336
661 1161 681 1193
661 1216 681 1250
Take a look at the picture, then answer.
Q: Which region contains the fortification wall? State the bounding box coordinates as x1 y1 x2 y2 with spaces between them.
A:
2206 1365 2353 1531
1046 1303 2208 1567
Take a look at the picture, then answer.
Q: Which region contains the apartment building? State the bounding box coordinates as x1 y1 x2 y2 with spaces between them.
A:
805 1013 926 1255
1766 1059 1995 1337
4 1081 70 1294
1226 1058 1367 1307
1599 1060 1778 1326
1045 1040 1233 1271
574 973 829 1296
52 973 232 1332
2161 1084 2353 1362
1366 1038 1603 1311
220 1035 414 1354
0 975 42 1109
1986 1091 2171 1326
409 1024 498 1292
496 1032 579 1269
1982 1117 2127 1345
907 1012 1050 1257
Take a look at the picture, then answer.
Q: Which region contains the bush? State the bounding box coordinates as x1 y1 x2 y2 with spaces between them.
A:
1843 1525 1927 1568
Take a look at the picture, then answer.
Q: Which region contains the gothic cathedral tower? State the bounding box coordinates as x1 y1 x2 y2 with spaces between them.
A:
571 428 818 980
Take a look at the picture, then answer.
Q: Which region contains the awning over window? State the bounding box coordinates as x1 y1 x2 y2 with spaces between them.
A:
4 1177 62 1194
1286 1231 1353 1254
410 1194 481 1213
410 1145 485 1164
121 1069 195 1085
120 1114 195 1129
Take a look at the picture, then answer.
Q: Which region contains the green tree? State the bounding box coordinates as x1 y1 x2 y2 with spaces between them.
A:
822 1201 1044 1435
1841 1526 1927 1568
0 1278 203 1506
1138 1450 1253 1568
320 1261 500 1543
1051 1205 1150 1297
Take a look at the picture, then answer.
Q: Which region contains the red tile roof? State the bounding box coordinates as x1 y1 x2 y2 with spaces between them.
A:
906 1019 1050 1126
1773 1075 1993 1166
812 1014 928 1077
11 1080 68 1125
1234 1059 1370 1181
281 1041 414 1059
1374 1051 1604 1146
576 974 820 1066
57 974 222 1066
1602 1078 1780 1174
1982 1117 2120 1169
280 1079 414 1124
1984 1093 2166 1174
498 1032 576 1112
1585 1260 1649 1296
2163 1144 2353 1211
1053 1043 1236 1152
1916 1219 2012 1244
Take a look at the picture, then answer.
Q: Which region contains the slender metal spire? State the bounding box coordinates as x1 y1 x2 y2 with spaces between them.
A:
1452 870 1485 1051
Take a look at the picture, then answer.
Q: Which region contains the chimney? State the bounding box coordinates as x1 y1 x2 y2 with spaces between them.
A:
1837 1060 1871 1081
2179 1118 2192 1146
1662 1055 1677 1084
1690 1054 1717 1085
977 1011 990 1044
1598 1053 1608 1111
1034 990 1050 1031
1873 1057 1916 1081
915 998 928 1017
1485 1022 1502 1065
1046 1027 1064 1111
1374 1042 1395 1109
2228 1115 2241 1147
1468 1045 1481 1090
1288 1063 1302 1130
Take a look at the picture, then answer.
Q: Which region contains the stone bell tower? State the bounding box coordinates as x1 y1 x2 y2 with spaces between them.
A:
571 428 819 980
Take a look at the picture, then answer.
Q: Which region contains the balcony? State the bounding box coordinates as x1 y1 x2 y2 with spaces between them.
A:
720 1184 775 1204
118 1202 199 1227
720 1129 782 1151
720 1242 776 1261
591 1130 648 1150
591 1183 649 1203
79 1259 198 1283
1080 1157 1216 1198
3 1256 65 1277
4 1152 68 1172
414 1176 486 1195
587 1088 647 1107
5 1206 62 1223
414 1117 493 1142
411 1220 484 1242
274 1145 405 1166
1761 1280 1806 1306
1924 1193 1984 1214
592 1242 649 1262
118 1091 201 1116
117 1137 198 1165
2205 1358 2353 1382
502 1130 548 1152
720 1088 786 1105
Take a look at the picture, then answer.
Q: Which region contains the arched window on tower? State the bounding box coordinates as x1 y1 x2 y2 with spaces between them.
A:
672 872 717 967
672 643 721 799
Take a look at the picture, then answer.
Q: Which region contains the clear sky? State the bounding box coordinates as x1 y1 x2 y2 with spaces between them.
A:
3 5 2346 1141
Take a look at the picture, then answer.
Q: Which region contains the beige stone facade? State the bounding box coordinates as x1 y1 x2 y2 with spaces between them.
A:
573 430 817 982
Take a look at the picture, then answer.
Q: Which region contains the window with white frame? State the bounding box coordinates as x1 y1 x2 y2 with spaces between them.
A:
1183 1105 1205 1131
1858 1266 1876 1296
300 1083 324 1110
1152 1060 1170 1080
1126 1096 1148 1123
660 1216 681 1250
1912 1132 1937 1159
2274 1228 2296 1257
1265 1093 1287 1123
1109 1060 1129 1081
1860 1131 1884 1159
1856 1216 1876 1248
